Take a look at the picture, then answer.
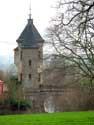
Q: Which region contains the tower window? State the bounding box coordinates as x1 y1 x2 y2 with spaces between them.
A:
29 74 31 80
29 60 31 66
38 50 41 59
20 73 22 81
38 73 41 82
20 51 22 60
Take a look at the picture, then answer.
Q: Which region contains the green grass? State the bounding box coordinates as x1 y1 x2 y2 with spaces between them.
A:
0 111 94 125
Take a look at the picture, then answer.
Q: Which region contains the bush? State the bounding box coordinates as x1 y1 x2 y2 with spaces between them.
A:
2 98 31 111
9 99 31 111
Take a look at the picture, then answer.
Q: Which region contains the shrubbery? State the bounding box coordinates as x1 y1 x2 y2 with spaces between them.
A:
3 98 31 111
9 98 31 111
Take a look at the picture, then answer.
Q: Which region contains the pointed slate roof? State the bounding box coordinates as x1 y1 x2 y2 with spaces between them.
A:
17 18 44 48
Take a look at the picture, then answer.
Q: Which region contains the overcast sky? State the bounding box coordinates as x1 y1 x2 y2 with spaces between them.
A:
0 0 56 57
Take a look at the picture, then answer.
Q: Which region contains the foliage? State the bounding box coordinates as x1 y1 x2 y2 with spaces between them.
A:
0 111 93 125
0 75 31 114
0 98 31 115
8 98 31 111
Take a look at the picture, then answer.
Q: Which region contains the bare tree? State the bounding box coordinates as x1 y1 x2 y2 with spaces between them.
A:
47 0 94 83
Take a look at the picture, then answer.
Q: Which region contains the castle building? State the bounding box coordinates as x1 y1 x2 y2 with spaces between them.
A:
14 12 44 89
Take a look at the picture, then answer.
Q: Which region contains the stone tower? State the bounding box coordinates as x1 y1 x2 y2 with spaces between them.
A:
14 14 44 90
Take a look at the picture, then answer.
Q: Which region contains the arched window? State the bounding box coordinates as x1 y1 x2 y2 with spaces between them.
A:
38 73 41 82
38 50 41 59
20 51 22 60
29 74 31 80
20 73 22 81
29 60 31 66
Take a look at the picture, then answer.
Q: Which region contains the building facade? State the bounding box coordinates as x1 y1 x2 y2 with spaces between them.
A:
14 15 44 90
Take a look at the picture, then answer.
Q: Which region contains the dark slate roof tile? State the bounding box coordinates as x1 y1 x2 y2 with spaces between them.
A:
17 19 44 48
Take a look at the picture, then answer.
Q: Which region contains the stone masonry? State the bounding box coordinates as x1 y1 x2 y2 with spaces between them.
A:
14 15 44 90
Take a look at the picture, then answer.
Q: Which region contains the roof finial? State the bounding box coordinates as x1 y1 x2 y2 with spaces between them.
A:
29 1 31 19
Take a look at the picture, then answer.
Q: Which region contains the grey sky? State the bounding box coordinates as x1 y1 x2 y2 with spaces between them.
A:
0 0 56 56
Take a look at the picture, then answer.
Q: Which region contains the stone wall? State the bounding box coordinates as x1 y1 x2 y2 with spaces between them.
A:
14 44 43 90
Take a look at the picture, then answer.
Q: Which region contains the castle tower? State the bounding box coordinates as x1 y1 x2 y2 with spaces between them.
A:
14 12 44 89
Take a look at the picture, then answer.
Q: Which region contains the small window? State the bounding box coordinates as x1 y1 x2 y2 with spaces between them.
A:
20 73 22 81
38 50 41 59
29 60 31 66
20 51 22 60
38 73 41 82
29 74 31 80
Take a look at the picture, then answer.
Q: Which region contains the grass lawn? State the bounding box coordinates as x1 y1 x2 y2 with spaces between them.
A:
0 111 94 125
